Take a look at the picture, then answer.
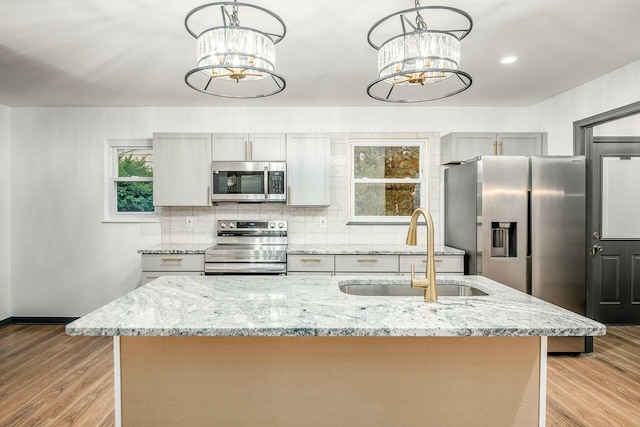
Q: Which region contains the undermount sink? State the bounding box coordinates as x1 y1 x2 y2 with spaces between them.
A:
338 280 488 297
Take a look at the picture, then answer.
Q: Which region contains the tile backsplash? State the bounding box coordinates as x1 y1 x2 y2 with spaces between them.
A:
161 132 443 246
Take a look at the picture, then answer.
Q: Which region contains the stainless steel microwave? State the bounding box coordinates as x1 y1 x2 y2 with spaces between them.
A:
211 161 286 203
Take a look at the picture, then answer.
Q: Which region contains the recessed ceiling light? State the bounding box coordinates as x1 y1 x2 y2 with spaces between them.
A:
500 56 519 64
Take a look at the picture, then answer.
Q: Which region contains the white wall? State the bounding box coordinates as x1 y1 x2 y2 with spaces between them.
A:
533 59 640 154
161 132 443 249
9 58 640 317
10 106 533 316
0 105 10 321
593 114 640 136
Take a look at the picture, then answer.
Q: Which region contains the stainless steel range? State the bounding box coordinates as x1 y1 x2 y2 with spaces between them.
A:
204 220 287 275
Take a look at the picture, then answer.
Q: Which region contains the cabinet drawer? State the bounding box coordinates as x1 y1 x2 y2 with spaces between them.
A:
141 254 204 272
287 255 334 272
399 255 464 273
335 255 398 273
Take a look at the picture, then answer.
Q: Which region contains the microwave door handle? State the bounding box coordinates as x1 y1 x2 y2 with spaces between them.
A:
264 167 269 199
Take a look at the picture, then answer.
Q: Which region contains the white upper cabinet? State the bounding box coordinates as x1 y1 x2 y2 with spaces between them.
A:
497 133 545 156
286 133 331 206
153 133 212 206
153 132 327 207
441 132 546 164
212 133 286 161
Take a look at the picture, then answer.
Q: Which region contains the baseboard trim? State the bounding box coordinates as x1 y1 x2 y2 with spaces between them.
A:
3 316 79 326
0 317 11 328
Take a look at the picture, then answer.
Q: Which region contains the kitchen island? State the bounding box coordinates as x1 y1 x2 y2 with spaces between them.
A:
67 275 604 427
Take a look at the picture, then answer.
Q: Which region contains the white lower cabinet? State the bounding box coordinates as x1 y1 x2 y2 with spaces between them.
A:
287 253 464 276
141 253 463 283
398 255 464 276
140 254 205 285
287 255 334 275
334 255 398 274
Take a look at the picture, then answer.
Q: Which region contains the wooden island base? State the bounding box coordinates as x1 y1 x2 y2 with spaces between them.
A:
116 336 545 427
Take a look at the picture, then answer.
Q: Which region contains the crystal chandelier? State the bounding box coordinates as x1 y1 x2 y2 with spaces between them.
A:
185 1 286 98
367 1 473 103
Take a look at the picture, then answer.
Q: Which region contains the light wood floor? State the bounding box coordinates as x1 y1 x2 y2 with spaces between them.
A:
1 325 638 426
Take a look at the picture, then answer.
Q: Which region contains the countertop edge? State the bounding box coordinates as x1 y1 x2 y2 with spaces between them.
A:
138 245 465 256
65 275 605 339
66 325 606 338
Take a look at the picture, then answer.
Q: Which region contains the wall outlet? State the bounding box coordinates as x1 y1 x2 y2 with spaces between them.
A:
185 216 194 228
319 216 327 228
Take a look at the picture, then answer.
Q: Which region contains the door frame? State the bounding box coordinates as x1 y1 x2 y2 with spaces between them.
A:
573 100 640 326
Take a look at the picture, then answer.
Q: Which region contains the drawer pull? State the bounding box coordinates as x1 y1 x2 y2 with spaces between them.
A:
357 259 379 263
420 259 443 263
301 258 322 263
161 258 184 262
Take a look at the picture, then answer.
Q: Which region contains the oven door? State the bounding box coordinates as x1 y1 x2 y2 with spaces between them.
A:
204 244 287 275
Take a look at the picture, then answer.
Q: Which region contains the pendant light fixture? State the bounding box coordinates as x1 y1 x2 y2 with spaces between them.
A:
185 1 286 99
367 1 473 103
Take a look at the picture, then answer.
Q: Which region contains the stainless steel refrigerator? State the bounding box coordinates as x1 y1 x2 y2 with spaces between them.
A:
444 156 588 352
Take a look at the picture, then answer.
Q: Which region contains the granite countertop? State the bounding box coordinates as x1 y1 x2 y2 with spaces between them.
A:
286 244 464 255
66 275 605 338
139 244 465 256
138 243 213 255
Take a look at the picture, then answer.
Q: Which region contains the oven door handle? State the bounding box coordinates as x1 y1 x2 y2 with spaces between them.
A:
264 166 269 200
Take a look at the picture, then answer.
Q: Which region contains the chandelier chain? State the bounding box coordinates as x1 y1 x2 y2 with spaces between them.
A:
414 0 427 30
230 0 240 26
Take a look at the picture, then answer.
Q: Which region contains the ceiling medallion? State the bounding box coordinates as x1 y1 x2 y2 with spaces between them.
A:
367 1 473 103
185 1 286 99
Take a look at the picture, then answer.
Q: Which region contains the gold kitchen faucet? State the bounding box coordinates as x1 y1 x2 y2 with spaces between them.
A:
406 208 437 302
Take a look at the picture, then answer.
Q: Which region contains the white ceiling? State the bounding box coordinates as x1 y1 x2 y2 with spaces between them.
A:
1 0 639 107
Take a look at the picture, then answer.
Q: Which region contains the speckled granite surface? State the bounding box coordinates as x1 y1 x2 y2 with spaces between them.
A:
66 275 604 338
138 244 465 256
286 244 464 255
138 244 213 254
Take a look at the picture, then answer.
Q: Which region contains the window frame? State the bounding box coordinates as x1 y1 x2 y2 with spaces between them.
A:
103 139 159 223
349 138 428 224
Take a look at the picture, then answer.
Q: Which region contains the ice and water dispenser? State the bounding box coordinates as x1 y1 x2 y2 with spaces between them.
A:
491 222 517 257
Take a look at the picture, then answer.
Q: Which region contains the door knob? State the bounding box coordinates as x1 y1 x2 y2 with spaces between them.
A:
589 245 603 255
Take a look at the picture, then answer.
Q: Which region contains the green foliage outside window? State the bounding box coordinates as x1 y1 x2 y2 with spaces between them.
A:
353 145 421 217
117 150 154 213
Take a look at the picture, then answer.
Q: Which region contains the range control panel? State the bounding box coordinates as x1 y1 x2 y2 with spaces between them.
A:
217 220 287 232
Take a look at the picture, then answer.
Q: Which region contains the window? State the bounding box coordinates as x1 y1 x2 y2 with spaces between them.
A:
350 139 427 223
104 139 158 222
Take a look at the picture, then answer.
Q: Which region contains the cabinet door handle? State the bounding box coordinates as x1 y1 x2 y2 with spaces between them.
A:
493 141 497 155
207 186 211 205
499 141 503 155
301 258 322 263
248 140 253 160
287 185 291 205
161 258 183 262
